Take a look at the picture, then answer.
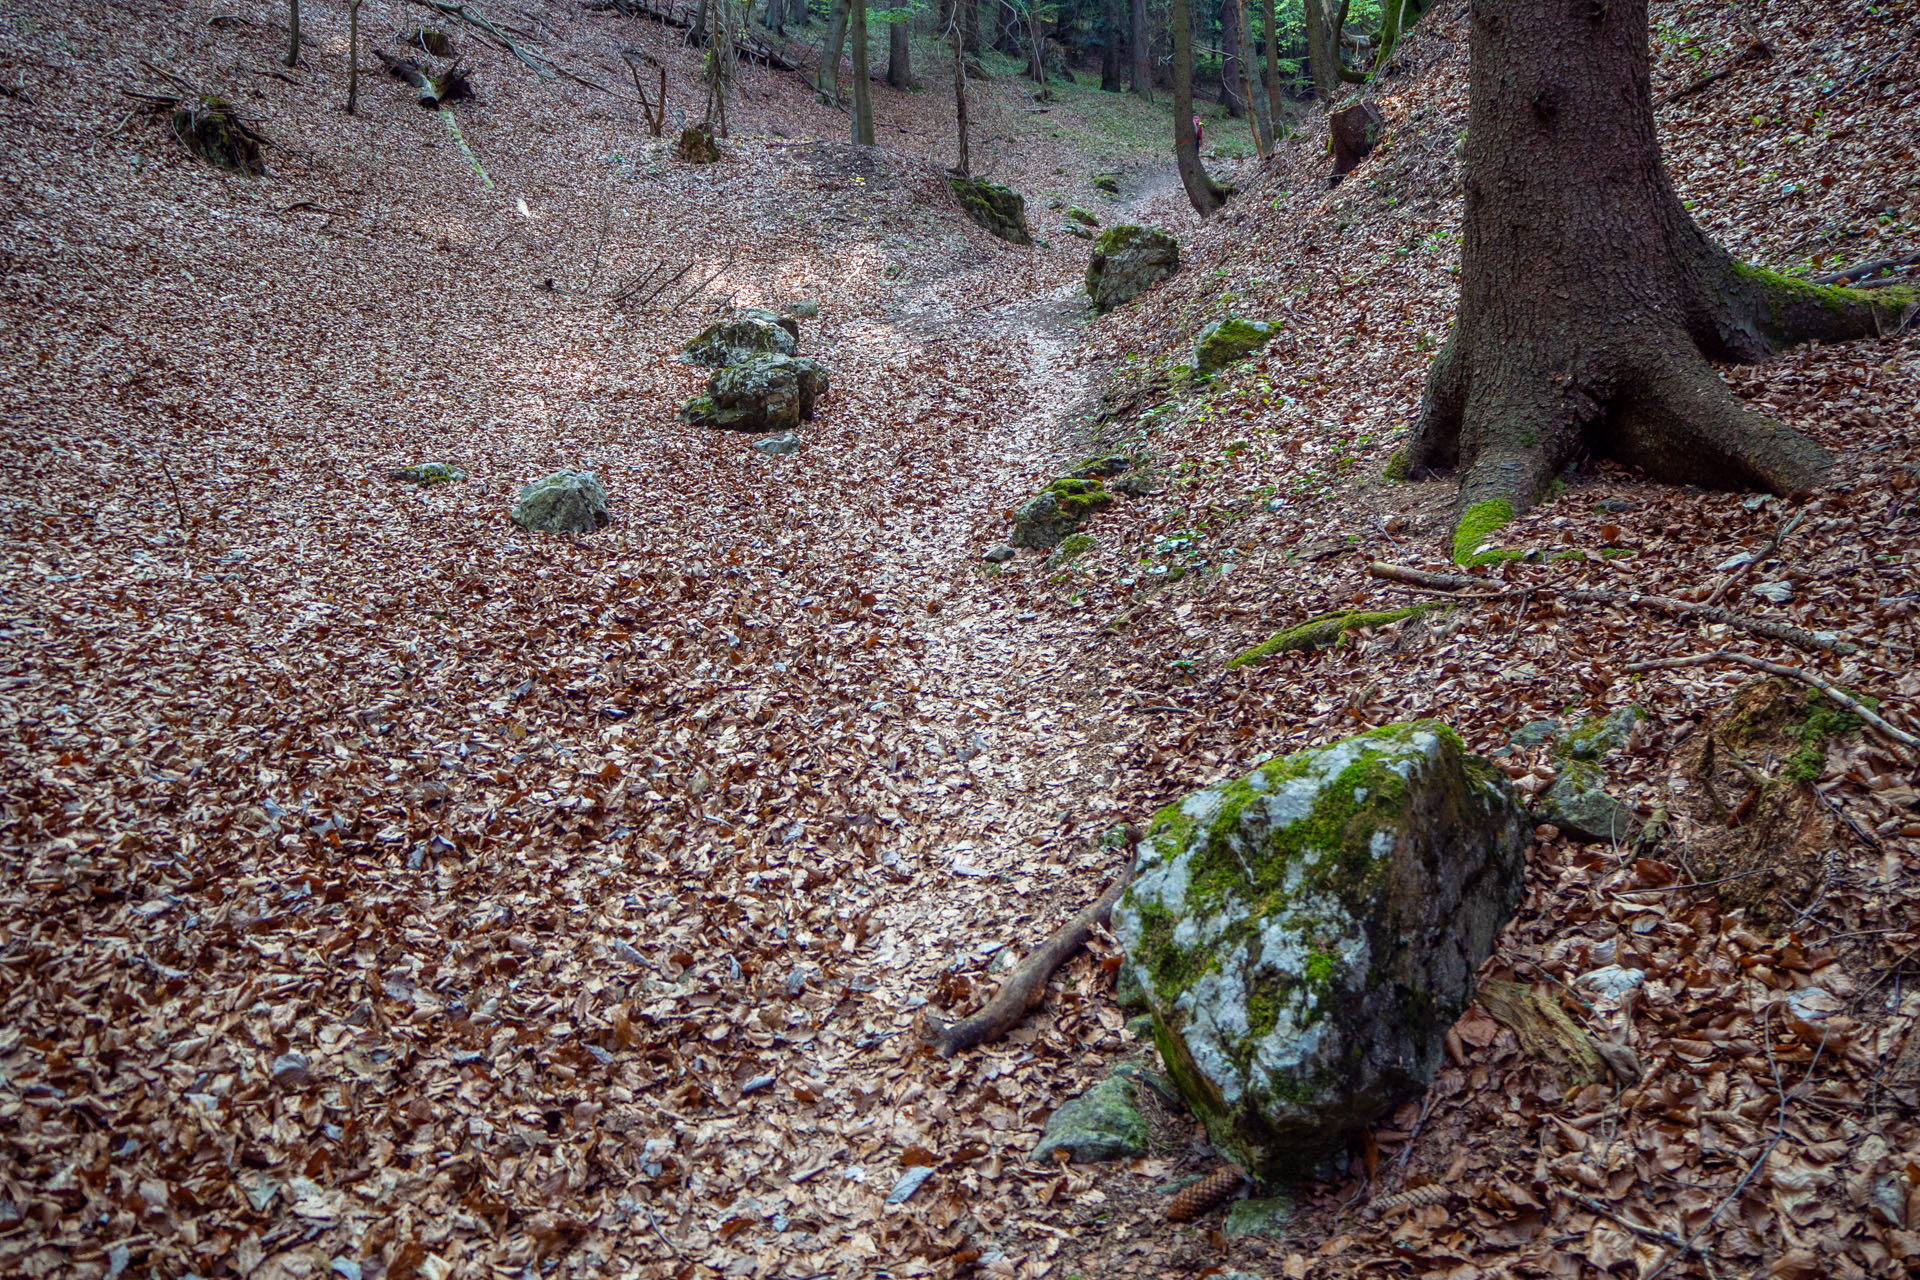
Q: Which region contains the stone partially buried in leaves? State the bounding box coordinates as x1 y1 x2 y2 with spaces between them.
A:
1010 478 1113 549
511 470 610 534
1111 721 1527 1182
1195 318 1280 376
948 174 1033 245
682 355 828 432
1030 1070 1148 1164
1087 225 1180 312
683 311 798 368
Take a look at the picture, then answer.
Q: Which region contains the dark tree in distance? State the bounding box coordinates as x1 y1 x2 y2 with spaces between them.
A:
1100 0 1122 90
1171 0 1225 214
850 0 875 144
887 14 911 88
1128 0 1150 95
1410 0 1915 556
1219 0 1244 116
284 0 300 68
1261 0 1281 123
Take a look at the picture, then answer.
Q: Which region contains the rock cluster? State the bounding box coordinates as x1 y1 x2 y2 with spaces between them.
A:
680 309 829 436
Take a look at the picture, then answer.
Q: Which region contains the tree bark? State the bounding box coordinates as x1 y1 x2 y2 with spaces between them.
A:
850 0 874 143
1100 0 1122 90
1219 0 1243 114
285 0 300 68
1129 0 1151 95
887 16 910 88
1372 0 1405 73
1261 0 1281 122
1232 0 1270 152
1172 0 1226 214
996 0 1022 55
951 8 970 174
1304 0 1334 97
1409 0 1915 555
962 0 981 54
816 0 850 98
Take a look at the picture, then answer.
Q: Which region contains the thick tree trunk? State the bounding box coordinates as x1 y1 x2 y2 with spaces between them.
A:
1129 0 1151 95
1101 0 1122 90
1409 0 1914 557
1261 0 1281 122
1233 0 1270 152
1304 0 1334 97
1172 0 1226 214
763 0 785 33
1219 0 1243 114
816 0 850 98
887 17 910 88
850 0 874 143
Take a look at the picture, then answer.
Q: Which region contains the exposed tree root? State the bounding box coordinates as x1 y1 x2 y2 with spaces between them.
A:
915 869 1131 1058
1228 603 1445 668
1367 561 1856 655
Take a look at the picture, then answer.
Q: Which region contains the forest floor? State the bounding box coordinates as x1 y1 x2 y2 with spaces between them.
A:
3 2 1920 1280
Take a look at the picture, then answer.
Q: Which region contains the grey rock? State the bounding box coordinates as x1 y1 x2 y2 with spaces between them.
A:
1087 225 1180 312
1125 1013 1155 1042
949 175 1032 245
511 470 610 534
1068 454 1133 479
1030 1071 1148 1164
1115 956 1149 1012
1536 759 1634 843
682 311 798 368
1508 719 1561 748
1010 479 1113 550
682 355 829 432
1062 222 1094 240
886 1165 935 1204
1091 172 1121 194
784 299 819 319
983 544 1016 564
1111 721 1527 1181
1194 318 1280 376
752 431 802 456
1555 706 1645 762
387 461 467 485
1224 1196 1296 1239
1751 580 1794 603
1595 497 1635 513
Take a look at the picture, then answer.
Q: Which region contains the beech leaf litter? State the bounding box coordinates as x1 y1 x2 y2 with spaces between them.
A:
2 1 1917 1279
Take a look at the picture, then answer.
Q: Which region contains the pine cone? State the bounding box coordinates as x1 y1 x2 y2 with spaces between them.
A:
1166 1165 1245 1222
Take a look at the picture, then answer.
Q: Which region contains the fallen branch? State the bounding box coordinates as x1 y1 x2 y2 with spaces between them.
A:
1809 251 1920 287
1704 508 1803 607
1661 37 1770 106
1367 561 1855 655
1622 650 1917 758
406 0 617 91
916 869 1131 1058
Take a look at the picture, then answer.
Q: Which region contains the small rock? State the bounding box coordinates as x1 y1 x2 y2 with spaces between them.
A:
1751 580 1794 603
1714 551 1756 572
1091 172 1121 194
1194 317 1280 376
1595 498 1635 513
983 544 1016 564
1061 222 1093 240
1330 101 1384 178
1030 1072 1148 1164
271 1052 314 1088
682 355 828 432
387 462 467 485
1576 965 1646 1000
1115 958 1148 1012
675 122 721 163
948 174 1032 245
1555 706 1645 762
752 431 802 456
1535 759 1634 843
1047 534 1096 569
1509 719 1561 748
611 941 647 966
1125 1014 1155 1042
886 1165 935 1204
1010 479 1113 550
1064 206 1099 227
784 299 819 318
1224 1195 1296 1239
1068 454 1132 479
511 470 610 534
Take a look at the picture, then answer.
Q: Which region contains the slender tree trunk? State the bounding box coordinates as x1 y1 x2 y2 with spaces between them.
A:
1219 0 1243 114
1172 0 1225 214
951 11 970 173
1304 0 1333 97
1128 0 1150 95
887 17 910 87
816 0 850 97
1262 0 1281 122
1100 0 1122 90
1410 0 1913 555
850 0 874 143
1232 0 1269 152
1372 0 1405 72
1027 8 1046 85
690 0 711 45
346 0 361 111
285 0 300 68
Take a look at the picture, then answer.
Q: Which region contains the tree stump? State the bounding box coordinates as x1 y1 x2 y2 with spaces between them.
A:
1330 101 1384 180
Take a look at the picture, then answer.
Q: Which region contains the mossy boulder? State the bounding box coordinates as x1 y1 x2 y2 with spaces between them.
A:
1047 533 1097 568
1555 706 1645 762
1030 1070 1149 1164
387 462 467 485
1087 226 1180 312
1536 760 1633 843
683 310 798 368
1066 206 1100 227
1111 721 1527 1182
1091 172 1121 194
1010 478 1114 549
1195 318 1280 376
511 470 610 534
676 122 721 163
682 354 828 432
948 175 1033 246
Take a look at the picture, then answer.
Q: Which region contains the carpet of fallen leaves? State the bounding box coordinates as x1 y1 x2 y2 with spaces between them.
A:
2 0 1917 1279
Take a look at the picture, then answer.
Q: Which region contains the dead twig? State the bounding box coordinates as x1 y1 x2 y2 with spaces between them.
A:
1661 38 1770 106
916 866 1132 1058
1368 561 1855 655
1623 651 1917 758
1704 508 1804 607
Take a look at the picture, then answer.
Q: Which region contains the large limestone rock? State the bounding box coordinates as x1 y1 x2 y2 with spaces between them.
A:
1195 318 1280 376
511 470 610 534
1112 722 1527 1182
1087 226 1179 312
682 354 828 432
948 175 1033 246
1009 478 1113 549
683 310 799 368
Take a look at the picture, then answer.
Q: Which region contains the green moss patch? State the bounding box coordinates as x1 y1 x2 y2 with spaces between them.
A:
1229 605 1444 668
1452 499 1515 565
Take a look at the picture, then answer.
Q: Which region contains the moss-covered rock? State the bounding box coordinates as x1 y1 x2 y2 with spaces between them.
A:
387 461 467 485
511 470 610 534
1535 758 1633 844
1452 499 1515 565
681 354 828 432
949 175 1033 246
1091 172 1121 194
1224 1195 1297 1239
1111 721 1526 1182
1087 226 1180 312
1066 206 1100 227
1030 1071 1149 1164
1047 533 1097 568
1555 706 1645 762
1228 605 1443 668
1010 478 1114 549
683 311 798 368
1195 318 1280 376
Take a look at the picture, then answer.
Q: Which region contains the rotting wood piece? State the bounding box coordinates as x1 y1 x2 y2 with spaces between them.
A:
1366 561 1856 655
125 64 267 175
915 869 1131 1058
1474 979 1610 1088
375 49 473 107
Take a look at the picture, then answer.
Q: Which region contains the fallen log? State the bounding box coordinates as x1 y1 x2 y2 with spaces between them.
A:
1366 561 1855 655
374 49 472 106
586 0 807 71
916 867 1132 1058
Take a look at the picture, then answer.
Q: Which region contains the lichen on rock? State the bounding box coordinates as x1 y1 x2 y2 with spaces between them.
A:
683 311 798 368
681 354 828 432
1086 225 1180 312
1010 478 1114 549
511 470 610 534
1194 318 1280 377
948 175 1033 246
1112 721 1527 1182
